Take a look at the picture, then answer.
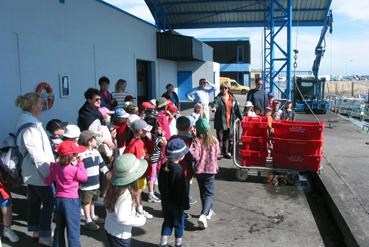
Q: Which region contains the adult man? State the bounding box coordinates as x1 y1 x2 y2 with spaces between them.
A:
186 78 216 120
246 78 268 115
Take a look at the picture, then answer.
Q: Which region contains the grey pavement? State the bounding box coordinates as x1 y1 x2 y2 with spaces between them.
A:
1 100 337 247
298 111 369 247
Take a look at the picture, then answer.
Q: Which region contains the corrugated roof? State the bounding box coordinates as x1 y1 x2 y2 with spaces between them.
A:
144 0 332 29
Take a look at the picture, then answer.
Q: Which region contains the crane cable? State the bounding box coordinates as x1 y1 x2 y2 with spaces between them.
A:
292 0 321 122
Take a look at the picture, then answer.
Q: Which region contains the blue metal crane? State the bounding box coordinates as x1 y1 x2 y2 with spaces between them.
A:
294 10 333 114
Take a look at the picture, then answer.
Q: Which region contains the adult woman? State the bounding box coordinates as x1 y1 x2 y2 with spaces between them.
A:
212 82 243 159
15 92 55 246
112 79 130 109
78 88 115 150
161 83 179 108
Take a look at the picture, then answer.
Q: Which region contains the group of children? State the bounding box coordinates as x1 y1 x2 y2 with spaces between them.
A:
0 95 220 247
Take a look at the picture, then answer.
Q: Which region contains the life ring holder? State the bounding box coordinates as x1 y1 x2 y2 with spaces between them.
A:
35 82 54 110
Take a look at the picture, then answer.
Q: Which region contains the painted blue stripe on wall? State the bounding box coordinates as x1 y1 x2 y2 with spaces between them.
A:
220 63 250 72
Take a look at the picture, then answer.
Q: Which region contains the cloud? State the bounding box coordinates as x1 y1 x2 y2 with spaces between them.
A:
103 0 155 23
332 0 369 22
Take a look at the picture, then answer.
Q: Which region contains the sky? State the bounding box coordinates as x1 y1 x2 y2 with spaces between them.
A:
104 0 369 76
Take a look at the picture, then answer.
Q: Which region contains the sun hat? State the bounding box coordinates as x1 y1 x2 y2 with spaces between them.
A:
115 108 129 118
127 114 141 128
195 118 210 134
156 97 168 108
112 154 148 186
46 119 69 133
57 140 86 156
63 125 81 139
265 106 273 112
98 107 115 116
131 119 152 132
78 130 97 146
245 101 254 108
166 138 189 159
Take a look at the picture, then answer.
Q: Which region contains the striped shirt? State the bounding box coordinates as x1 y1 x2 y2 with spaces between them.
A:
79 148 109 191
112 91 130 109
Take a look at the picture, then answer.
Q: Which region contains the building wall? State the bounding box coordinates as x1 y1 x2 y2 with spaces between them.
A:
0 0 177 139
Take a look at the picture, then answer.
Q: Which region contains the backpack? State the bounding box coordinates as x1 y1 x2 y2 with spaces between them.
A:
0 123 35 179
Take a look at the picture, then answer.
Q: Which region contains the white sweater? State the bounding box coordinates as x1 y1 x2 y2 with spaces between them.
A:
16 111 54 186
104 190 146 239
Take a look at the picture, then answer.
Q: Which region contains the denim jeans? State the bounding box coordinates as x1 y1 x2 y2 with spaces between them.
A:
53 198 81 247
105 231 131 247
27 185 55 237
196 174 215 215
161 202 185 238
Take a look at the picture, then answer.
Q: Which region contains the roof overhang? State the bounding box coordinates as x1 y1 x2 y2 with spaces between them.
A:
144 0 332 30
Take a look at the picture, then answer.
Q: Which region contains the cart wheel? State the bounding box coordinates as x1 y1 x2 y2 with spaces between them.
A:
286 174 299 185
236 170 248 182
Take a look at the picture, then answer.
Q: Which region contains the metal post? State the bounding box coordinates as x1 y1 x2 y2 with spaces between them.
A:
269 0 275 95
285 0 292 99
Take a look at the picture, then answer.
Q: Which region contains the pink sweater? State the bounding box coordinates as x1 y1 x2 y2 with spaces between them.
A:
190 138 220 175
44 162 88 198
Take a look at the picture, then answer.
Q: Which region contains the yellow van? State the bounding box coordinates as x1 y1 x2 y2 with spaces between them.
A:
220 77 250 95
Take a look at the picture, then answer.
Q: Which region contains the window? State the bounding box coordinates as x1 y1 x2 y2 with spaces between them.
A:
237 46 244 63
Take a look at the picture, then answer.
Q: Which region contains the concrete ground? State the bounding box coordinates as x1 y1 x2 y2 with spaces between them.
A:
0 96 345 247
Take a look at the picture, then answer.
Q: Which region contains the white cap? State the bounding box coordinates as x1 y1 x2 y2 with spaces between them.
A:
63 124 81 139
245 101 254 107
127 114 141 128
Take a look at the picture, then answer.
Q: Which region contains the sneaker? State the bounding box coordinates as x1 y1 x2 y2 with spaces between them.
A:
198 214 208 229
84 221 100 231
38 236 53 246
189 197 198 205
223 152 232 159
91 215 105 224
139 210 153 219
148 194 161 203
206 209 215 220
3 227 19 243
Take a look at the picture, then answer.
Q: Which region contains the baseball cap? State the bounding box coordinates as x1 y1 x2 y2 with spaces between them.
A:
63 125 81 139
245 101 254 107
141 101 156 111
98 107 115 116
124 95 136 102
78 130 97 146
57 140 86 156
46 119 68 133
131 119 152 132
195 118 209 134
127 114 141 128
115 108 129 118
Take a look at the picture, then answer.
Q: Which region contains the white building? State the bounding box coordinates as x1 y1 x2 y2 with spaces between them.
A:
0 0 218 139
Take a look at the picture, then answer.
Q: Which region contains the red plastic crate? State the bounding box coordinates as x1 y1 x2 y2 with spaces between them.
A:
240 150 268 167
242 116 269 137
272 137 323 155
241 136 268 151
273 121 325 140
272 153 322 172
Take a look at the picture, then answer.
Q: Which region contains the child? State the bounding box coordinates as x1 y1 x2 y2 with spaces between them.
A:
158 138 190 247
124 119 153 219
44 141 87 246
144 110 165 204
281 100 295 121
78 130 112 231
45 119 68 155
98 107 116 164
0 170 19 243
113 108 129 154
244 101 257 117
104 154 147 247
272 100 282 120
189 118 220 229
192 103 202 121
156 97 171 140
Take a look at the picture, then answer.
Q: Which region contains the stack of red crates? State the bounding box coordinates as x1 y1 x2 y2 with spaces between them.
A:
240 116 269 166
271 121 325 172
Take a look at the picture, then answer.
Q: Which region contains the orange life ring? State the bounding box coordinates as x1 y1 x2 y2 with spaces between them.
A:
35 82 54 110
